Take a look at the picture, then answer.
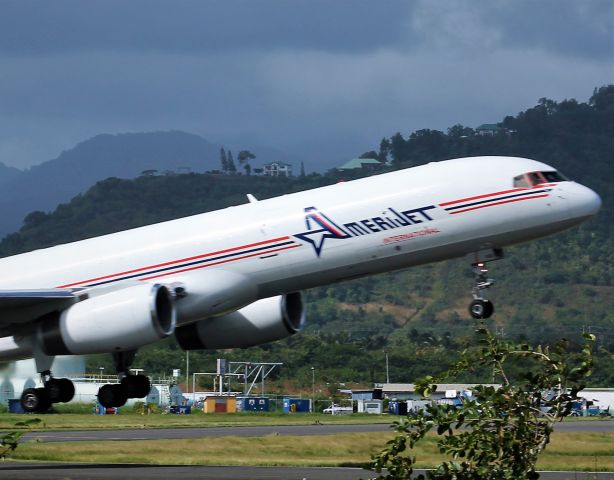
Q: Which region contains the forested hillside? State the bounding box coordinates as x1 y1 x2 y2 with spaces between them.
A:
1 86 612 391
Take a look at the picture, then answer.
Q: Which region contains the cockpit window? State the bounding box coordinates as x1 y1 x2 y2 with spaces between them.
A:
541 171 568 182
528 172 544 185
513 175 530 188
514 170 568 188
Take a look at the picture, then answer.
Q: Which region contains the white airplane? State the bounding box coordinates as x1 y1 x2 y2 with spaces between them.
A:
0 156 601 412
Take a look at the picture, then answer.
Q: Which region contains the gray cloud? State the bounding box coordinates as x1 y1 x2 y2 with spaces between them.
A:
0 1 411 55
0 0 611 170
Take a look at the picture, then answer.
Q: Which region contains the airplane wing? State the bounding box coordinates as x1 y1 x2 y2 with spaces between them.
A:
0 289 83 336
0 289 78 307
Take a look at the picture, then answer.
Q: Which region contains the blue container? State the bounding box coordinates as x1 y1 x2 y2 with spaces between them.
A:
283 398 311 413
8 399 24 414
241 397 270 412
389 401 407 415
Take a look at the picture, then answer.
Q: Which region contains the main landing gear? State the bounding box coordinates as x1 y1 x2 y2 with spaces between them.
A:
467 248 503 320
20 372 75 413
97 351 151 409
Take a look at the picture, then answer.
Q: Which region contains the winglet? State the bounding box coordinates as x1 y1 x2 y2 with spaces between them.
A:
247 194 258 203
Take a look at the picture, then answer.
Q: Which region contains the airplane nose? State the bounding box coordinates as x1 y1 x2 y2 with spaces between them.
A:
569 183 602 219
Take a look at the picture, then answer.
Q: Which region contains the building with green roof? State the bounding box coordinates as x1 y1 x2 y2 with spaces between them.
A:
475 124 504 135
338 158 383 171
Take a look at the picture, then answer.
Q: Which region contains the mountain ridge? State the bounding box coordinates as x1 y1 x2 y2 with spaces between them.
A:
0 130 300 237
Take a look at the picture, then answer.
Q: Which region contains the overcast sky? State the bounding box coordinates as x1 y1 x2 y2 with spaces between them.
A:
0 0 612 170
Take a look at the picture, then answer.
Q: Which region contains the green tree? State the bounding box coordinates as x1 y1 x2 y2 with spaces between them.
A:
237 150 256 164
590 85 614 111
447 124 474 138
359 150 380 159
219 147 228 172
238 150 256 176
389 132 406 166
370 327 595 480
226 150 236 173
379 137 391 163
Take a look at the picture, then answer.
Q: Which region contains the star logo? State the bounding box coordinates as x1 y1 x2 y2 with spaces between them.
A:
293 207 350 257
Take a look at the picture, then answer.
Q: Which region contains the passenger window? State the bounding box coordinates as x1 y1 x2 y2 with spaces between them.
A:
513 175 530 188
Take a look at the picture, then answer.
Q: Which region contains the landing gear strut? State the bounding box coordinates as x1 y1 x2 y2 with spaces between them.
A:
467 248 502 319
97 350 151 409
20 371 75 413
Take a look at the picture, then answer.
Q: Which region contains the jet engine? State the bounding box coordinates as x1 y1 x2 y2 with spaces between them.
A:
175 292 305 350
38 283 176 355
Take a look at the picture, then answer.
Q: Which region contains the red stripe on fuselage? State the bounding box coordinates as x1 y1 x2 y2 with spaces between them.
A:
56 236 293 288
440 184 556 207
447 194 550 214
138 244 302 281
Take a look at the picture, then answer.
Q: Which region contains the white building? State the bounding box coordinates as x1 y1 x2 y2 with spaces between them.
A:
263 161 292 177
1 357 184 407
578 388 614 414
356 399 383 414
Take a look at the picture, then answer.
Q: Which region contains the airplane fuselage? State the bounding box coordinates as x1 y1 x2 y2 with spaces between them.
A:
0 156 600 328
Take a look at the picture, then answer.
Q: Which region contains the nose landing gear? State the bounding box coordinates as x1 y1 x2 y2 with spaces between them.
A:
469 262 495 319
467 248 502 319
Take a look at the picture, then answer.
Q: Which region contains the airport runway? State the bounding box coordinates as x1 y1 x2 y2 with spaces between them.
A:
7 421 612 479
23 422 389 442
1 463 613 480
21 419 614 443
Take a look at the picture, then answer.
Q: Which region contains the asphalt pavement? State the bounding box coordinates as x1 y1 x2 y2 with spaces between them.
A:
21 418 614 443
5 420 612 480
1 463 613 480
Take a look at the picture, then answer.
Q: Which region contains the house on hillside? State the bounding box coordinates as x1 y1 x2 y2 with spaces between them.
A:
338 158 384 172
263 161 292 177
475 124 504 136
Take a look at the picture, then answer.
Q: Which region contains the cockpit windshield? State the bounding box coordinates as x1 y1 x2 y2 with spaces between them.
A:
513 170 568 188
541 171 568 182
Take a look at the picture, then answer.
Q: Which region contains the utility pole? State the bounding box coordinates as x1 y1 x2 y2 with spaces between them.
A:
186 351 190 397
385 351 390 384
311 367 315 413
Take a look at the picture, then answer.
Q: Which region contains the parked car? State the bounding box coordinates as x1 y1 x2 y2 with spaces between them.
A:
323 404 353 415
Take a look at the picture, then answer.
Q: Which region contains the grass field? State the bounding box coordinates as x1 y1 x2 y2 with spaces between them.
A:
0 410 390 431
0 405 608 432
7 431 614 472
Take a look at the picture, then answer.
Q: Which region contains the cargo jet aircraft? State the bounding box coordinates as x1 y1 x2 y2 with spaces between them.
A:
0 156 601 412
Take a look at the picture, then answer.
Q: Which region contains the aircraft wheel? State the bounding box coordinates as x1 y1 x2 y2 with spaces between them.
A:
469 299 494 319
46 378 75 403
57 378 75 403
98 384 128 408
21 387 51 413
121 375 151 398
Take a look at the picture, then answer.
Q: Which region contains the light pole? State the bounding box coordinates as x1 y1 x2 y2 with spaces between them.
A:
385 351 390 384
186 351 190 397
311 367 315 413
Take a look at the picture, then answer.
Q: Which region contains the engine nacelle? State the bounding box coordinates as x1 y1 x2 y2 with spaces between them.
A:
175 292 305 350
39 283 176 355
